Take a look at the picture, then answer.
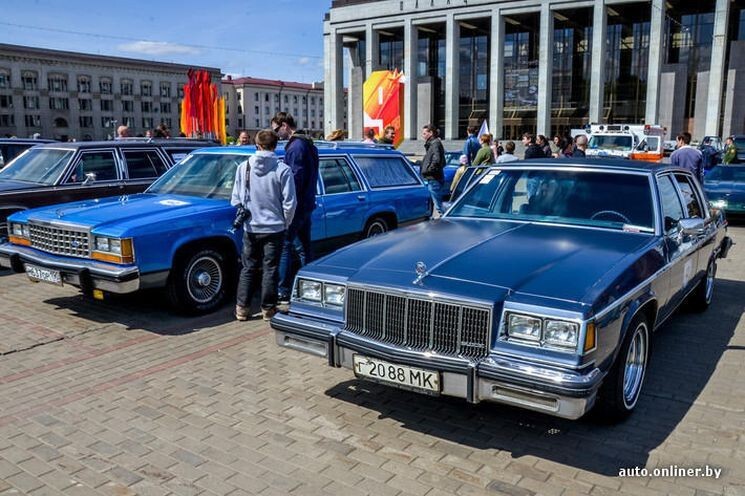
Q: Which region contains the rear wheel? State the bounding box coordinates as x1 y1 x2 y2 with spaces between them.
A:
167 247 231 314
596 314 650 421
364 217 389 238
687 259 716 312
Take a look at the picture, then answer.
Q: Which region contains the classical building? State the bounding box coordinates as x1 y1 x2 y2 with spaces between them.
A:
0 43 221 141
324 0 745 141
222 76 346 138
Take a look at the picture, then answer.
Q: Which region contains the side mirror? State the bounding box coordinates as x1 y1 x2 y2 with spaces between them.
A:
82 172 96 185
664 216 679 232
679 217 705 236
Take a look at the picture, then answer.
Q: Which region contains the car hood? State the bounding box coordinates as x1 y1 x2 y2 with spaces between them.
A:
704 181 745 200
0 179 44 193
21 194 229 235
314 219 653 305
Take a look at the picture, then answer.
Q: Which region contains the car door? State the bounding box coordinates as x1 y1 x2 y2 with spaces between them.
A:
57 149 123 203
655 173 690 323
674 173 714 279
317 156 367 240
120 148 169 195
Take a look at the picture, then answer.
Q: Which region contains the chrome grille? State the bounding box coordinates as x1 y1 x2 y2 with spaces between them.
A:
28 223 91 258
345 288 491 359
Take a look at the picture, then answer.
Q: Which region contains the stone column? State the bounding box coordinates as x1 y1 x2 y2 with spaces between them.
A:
404 18 419 141
346 41 365 140
489 8 504 138
704 0 730 137
537 3 553 136
366 24 380 79
589 1 607 124
323 22 344 136
445 14 460 140
645 0 665 124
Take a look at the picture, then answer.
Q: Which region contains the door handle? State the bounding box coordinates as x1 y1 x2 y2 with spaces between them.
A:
357 195 366 201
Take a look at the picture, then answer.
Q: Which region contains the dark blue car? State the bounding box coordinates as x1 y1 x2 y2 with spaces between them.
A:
272 160 731 421
0 143 431 313
704 165 745 216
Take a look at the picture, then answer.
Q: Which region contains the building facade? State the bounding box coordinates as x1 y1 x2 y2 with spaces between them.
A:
0 43 221 141
324 0 745 141
222 76 347 139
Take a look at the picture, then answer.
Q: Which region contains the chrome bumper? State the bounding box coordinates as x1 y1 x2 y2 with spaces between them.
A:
272 312 602 420
0 243 140 294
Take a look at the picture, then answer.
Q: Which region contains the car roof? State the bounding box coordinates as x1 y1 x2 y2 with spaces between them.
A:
486 158 691 175
194 141 406 157
0 138 56 145
32 139 218 150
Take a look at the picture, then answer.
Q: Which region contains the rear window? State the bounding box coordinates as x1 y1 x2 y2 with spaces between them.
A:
123 150 168 179
352 156 420 188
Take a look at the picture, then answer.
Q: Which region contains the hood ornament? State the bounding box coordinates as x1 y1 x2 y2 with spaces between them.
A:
413 261 427 285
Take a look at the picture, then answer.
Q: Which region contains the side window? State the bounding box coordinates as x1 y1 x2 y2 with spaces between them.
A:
658 175 686 233
123 150 168 179
165 149 191 164
319 158 362 194
674 174 704 219
67 151 118 183
352 156 420 188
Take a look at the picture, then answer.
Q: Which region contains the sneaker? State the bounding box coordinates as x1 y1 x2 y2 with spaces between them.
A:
261 307 277 321
235 305 249 321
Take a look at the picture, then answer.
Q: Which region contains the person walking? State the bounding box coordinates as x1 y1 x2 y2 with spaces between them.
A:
379 126 396 146
274 112 319 306
472 134 495 165
723 136 738 165
463 126 480 165
420 124 446 217
698 137 717 170
231 129 296 321
496 141 519 163
522 133 544 159
670 132 704 182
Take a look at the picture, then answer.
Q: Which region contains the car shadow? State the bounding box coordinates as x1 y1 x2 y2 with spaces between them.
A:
324 278 744 476
41 289 241 336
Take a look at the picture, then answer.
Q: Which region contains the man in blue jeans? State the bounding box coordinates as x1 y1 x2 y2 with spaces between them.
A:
420 124 446 216
274 112 319 305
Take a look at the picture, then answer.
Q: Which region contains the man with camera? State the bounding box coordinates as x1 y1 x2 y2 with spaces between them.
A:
231 130 296 321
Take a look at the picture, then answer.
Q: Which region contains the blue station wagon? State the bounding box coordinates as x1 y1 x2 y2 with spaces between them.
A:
0 143 431 313
272 160 732 421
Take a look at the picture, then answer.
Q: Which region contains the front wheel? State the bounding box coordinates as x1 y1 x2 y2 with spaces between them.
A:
596 315 650 421
167 247 231 314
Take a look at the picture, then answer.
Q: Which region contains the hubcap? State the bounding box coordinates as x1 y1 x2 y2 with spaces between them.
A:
186 256 222 304
368 221 385 237
622 323 648 409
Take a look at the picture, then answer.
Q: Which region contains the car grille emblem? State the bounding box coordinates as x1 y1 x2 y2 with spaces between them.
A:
70 240 80 248
413 261 427 285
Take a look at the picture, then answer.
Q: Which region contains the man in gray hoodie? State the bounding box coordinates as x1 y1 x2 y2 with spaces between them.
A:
231 130 296 321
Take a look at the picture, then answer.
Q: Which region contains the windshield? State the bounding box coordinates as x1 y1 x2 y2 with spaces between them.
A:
588 135 633 151
448 168 655 232
0 148 74 184
706 166 745 182
147 153 244 199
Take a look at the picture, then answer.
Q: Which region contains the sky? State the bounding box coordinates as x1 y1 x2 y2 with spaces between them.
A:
1 0 331 83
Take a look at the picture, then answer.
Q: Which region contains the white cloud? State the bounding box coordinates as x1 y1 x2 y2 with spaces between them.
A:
118 41 199 56
298 57 311 65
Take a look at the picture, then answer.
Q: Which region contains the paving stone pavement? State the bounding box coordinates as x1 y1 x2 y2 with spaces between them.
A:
0 227 744 495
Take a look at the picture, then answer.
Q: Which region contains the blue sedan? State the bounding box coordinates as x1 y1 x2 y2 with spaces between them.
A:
704 165 745 215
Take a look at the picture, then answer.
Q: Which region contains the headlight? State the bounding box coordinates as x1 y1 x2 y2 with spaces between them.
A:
544 320 579 349
92 237 134 264
297 279 322 302
323 283 346 306
11 223 24 237
9 223 31 245
95 236 110 252
508 314 542 342
710 199 727 209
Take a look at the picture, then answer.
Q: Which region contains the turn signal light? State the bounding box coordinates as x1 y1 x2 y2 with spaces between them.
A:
583 322 596 352
9 235 30 246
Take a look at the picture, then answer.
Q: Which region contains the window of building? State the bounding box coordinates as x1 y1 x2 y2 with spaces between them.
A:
293 107 298 116
23 96 39 110
48 74 68 92
141 101 153 113
237 92 242 101
160 102 171 114
264 93 269 102
311 109 315 117
79 115 93 128
123 117 134 127
0 115 14 126
255 92 259 101
141 81 152 97
310 96 316 105
255 118 260 127
254 105 259 114
0 70 9 89
162 118 172 128
142 117 153 129
311 120 316 129
178 87 184 98
122 100 133 113
22 72 38 91
79 98 92 111
101 116 113 127
99 78 113 95
284 95 289 103
121 79 133 95
274 94 279 103
265 106 270 114
160 82 171 98
77 76 91 93
0 95 12 109
302 96 307 104
100 99 113 112
50 97 70 110
319 97 323 105
25 115 41 127
293 95 298 104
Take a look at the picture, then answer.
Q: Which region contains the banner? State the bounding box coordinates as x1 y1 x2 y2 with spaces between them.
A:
363 69 404 148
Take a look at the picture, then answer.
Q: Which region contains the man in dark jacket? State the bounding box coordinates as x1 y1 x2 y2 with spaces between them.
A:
522 133 545 159
274 112 319 304
421 124 446 216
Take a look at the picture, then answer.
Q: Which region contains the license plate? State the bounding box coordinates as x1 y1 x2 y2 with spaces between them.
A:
353 355 440 393
25 264 62 286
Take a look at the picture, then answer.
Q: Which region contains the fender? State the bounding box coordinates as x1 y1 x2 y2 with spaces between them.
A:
599 291 657 372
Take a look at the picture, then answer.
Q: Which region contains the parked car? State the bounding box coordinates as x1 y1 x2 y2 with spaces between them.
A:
0 143 431 313
663 140 677 156
704 164 745 216
0 138 55 168
271 159 732 421
0 139 217 239
732 134 745 163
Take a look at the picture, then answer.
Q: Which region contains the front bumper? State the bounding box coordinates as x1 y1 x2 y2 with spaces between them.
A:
0 243 140 294
272 312 603 419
